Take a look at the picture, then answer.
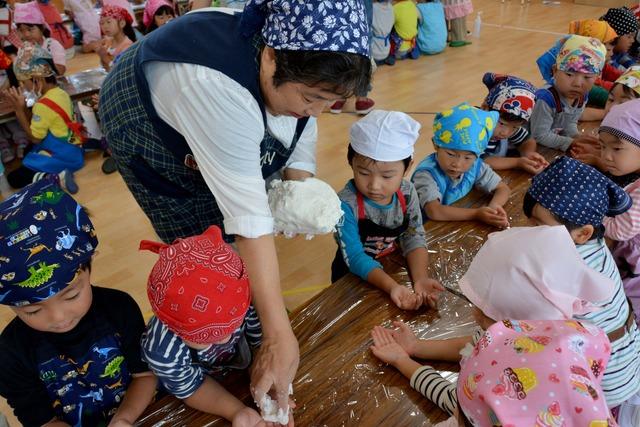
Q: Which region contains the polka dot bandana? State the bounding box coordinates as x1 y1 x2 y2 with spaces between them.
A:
482 73 537 122
141 226 251 345
432 102 499 155
527 156 631 226
458 320 614 427
601 7 639 37
241 0 370 57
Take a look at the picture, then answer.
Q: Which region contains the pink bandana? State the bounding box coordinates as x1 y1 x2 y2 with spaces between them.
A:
140 226 251 344
458 320 616 426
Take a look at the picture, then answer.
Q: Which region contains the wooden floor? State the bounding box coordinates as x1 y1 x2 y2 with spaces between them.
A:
0 0 611 424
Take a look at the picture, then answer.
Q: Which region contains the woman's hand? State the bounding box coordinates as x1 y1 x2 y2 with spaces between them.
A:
250 330 299 426
232 407 266 427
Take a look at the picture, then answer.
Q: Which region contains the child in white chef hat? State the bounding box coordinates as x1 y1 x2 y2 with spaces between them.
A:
332 110 444 310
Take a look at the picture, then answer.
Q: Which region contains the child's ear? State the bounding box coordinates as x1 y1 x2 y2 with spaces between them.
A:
570 224 594 245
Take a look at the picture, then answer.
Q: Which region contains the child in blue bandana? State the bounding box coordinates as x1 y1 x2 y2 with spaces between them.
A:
411 103 511 228
523 156 640 413
0 180 156 427
333 111 444 310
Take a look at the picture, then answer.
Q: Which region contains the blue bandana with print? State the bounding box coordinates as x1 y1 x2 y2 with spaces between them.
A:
241 0 370 56
432 102 499 155
527 156 631 226
0 179 98 306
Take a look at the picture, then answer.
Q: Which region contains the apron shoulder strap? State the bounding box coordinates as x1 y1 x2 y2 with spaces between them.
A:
356 190 366 220
37 97 86 142
396 189 407 215
547 86 563 114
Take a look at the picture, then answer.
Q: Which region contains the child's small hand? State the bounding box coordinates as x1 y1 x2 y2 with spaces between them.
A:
413 278 444 309
476 206 509 229
390 285 422 310
569 140 600 158
389 321 419 356
232 407 266 427
370 325 411 365
517 156 544 175
521 152 548 174
3 87 26 110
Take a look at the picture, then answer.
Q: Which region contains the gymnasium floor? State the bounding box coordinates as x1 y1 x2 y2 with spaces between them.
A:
0 0 611 424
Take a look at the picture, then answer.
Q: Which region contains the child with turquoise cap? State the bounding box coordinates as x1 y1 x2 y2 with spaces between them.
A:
411 103 511 228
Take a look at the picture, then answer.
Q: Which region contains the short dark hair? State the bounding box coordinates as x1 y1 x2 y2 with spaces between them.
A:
123 22 137 43
347 144 412 171
272 49 371 99
523 192 605 239
611 82 640 99
499 111 527 125
18 23 50 38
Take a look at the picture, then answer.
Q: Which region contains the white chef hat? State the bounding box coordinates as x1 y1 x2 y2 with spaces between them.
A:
349 110 420 162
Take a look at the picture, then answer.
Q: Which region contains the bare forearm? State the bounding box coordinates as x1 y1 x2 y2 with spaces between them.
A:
405 247 429 284
183 376 244 420
43 420 71 427
366 267 400 294
235 235 291 338
412 336 472 361
488 182 510 208
483 156 520 171
110 373 157 424
190 0 212 9
283 168 313 181
392 356 424 380
425 202 478 222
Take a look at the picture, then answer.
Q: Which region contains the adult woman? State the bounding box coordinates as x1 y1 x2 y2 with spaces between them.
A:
99 0 371 422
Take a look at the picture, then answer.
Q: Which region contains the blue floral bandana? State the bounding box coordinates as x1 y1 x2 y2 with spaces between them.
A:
242 0 370 56
527 156 631 226
0 180 98 306
432 102 499 155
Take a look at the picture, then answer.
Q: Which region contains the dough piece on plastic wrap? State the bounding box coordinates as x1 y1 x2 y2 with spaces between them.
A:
259 384 293 424
268 178 343 239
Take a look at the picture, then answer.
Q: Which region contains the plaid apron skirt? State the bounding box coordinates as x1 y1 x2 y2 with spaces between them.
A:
99 42 224 243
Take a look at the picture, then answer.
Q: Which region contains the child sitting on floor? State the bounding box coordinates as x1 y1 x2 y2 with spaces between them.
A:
371 0 395 65
601 7 639 72
529 35 606 152
597 100 640 328
524 156 640 414
370 225 618 425
143 0 175 33
140 226 266 425
411 102 511 228
3 43 83 193
0 180 157 426
97 3 137 72
443 0 472 48
333 111 443 310
480 72 548 174
392 0 420 60
14 1 66 75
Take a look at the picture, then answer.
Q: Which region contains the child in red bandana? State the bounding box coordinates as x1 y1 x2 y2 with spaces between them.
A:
140 226 266 426
97 3 137 71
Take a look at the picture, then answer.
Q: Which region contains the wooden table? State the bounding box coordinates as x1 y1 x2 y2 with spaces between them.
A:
0 68 107 124
137 149 560 426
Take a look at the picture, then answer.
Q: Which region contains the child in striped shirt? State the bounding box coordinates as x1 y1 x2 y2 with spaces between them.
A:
524 156 640 418
600 100 640 327
369 226 618 425
139 226 265 426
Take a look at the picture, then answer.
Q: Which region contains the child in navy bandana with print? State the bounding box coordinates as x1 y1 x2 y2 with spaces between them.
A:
411 103 511 229
140 226 267 426
332 111 444 311
524 156 640 416
0 180 156 427
529 35 606 152
480 72 548 175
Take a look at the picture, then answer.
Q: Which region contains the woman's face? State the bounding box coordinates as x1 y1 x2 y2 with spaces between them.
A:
100 16 123 37
259 47 343 118
17 24 43 43
154 10 174 28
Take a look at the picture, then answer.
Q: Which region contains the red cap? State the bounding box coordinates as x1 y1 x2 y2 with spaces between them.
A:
141 226 251 344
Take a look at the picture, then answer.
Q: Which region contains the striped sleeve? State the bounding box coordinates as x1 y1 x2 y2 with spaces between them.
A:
140 317 205 399
507 127 529 146
409 366 458 415
244 306 262 349
604 182 640 242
